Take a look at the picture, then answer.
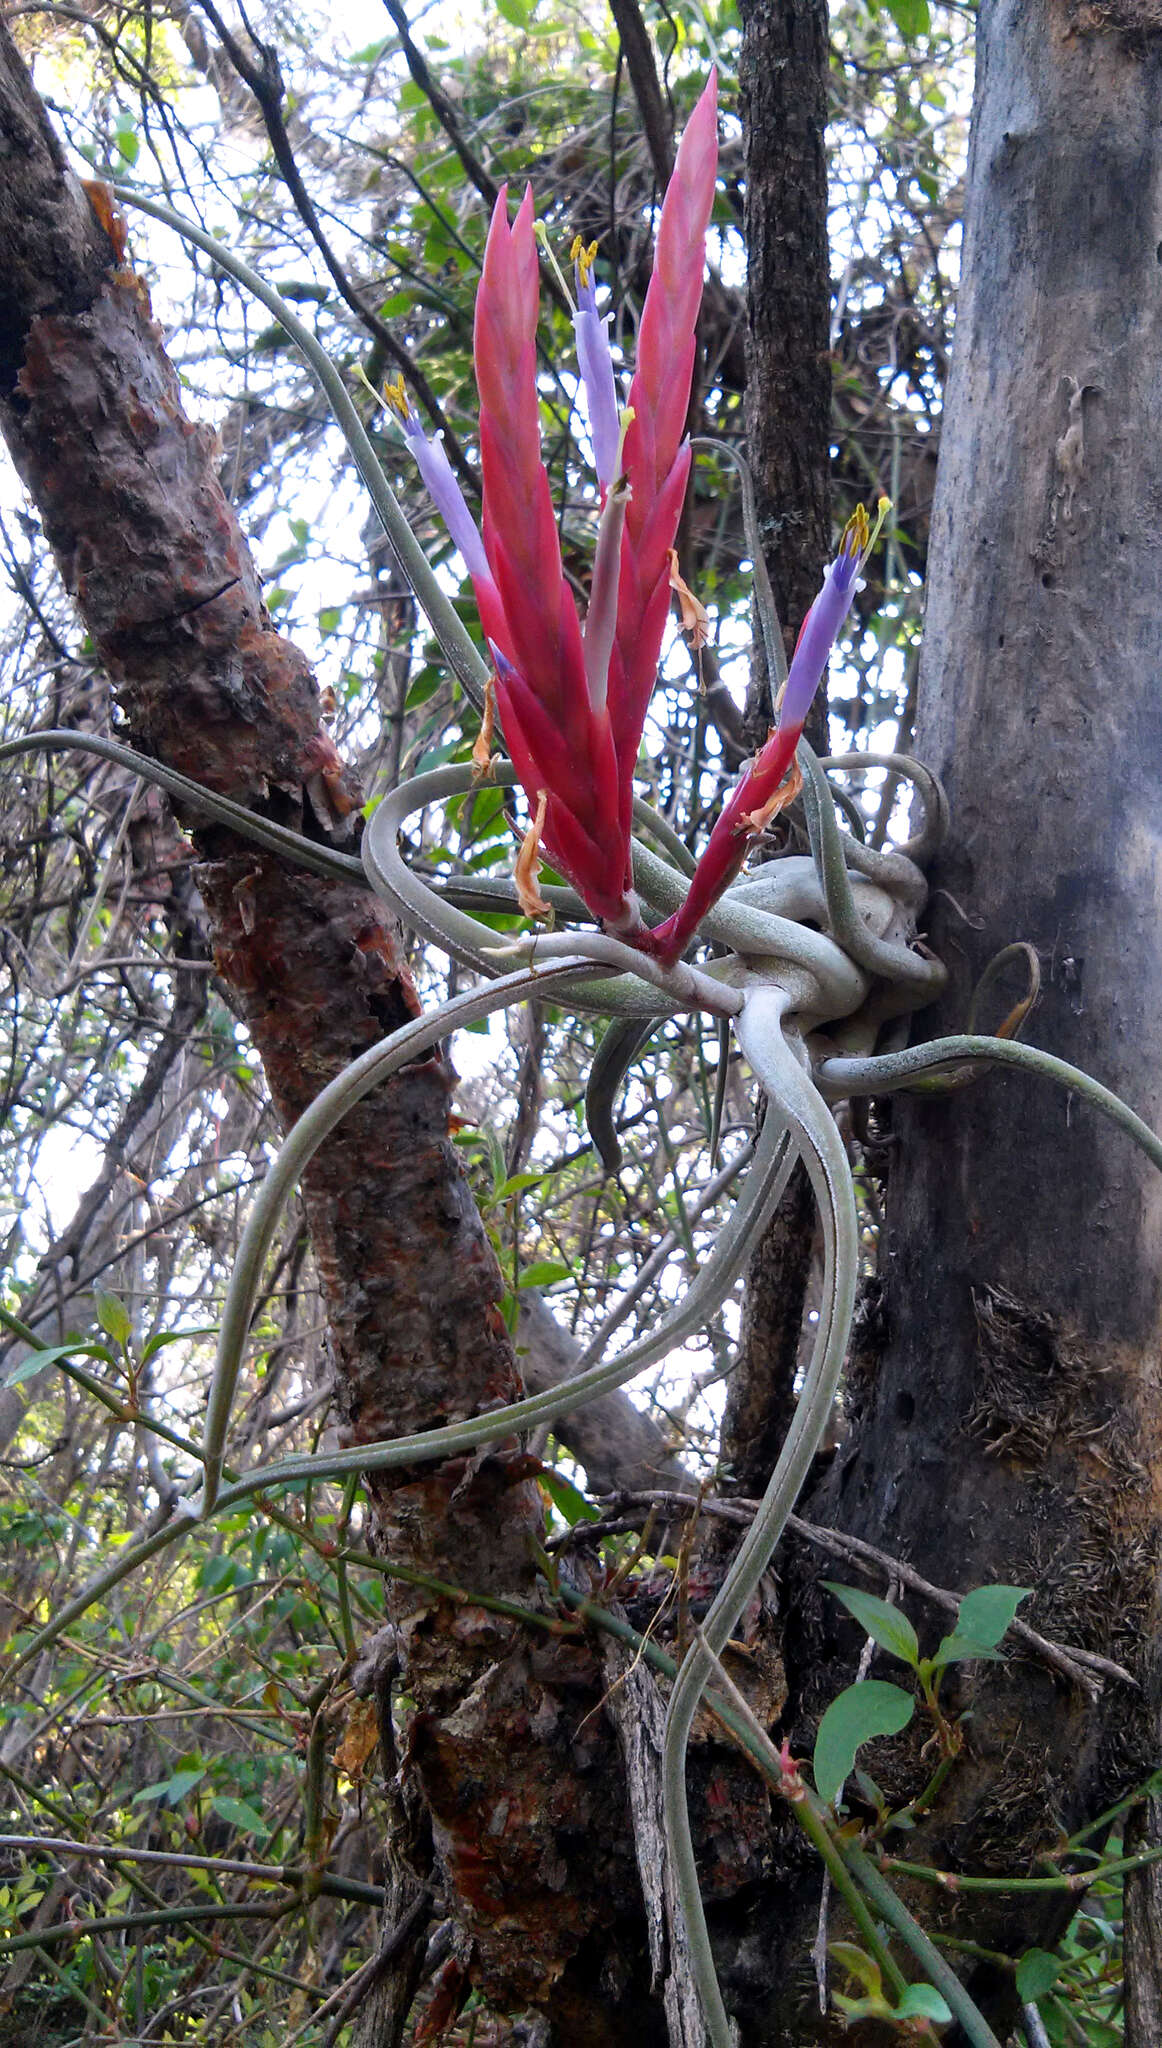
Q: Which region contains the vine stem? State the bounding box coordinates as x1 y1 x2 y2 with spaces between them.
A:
690 1630 908 2000
205 1075 797 1511
842 1846 1004 2048
662 983 860 2048
560 1584 1005 2044
0 730 363 883
4 1056 795 1679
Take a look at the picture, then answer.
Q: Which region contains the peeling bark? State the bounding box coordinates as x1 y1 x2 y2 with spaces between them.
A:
1125 1796 1162 2048
600 1641 703 2048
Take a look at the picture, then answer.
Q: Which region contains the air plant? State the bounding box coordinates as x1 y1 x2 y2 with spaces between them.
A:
381 70 720 939
20 107 1162 2048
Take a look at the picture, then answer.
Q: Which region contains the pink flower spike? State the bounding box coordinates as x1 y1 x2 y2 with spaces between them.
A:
622 70 719 511
472 189 639 927
388 82 720 943
606 73 718 822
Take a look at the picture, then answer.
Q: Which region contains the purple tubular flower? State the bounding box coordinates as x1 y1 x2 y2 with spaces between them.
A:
640 501 883 964
777 507 868 733
384 375 492 585
571 240 621 494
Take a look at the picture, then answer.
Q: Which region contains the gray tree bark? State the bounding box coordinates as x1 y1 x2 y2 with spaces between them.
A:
754 3 1162 2038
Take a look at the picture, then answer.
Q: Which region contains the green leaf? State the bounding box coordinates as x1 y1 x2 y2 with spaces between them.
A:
496 1172 545 1198
831 1992 891 2023
94 1286 132 1348
813 1680 915 1804
884 0 931 36
953 1583 1030 1651
140 1326 217 1366
197 1552 238 1592
895 1984 953 2023
517 1261 571 1290
539 1469 600 1525
210 1795 271 1839
1016 1949 1061 2001
317 606 342 635
3 1339 108 1387
413 739 462 774
824 1583 920 1668
113 114 140 168
930 1582 1030 1670
928 1634 1005 1670
133 1766 205 1806
829 1942 883 1997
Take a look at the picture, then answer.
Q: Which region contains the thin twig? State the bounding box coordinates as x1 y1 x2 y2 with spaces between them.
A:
583 1489 1135 1695
195 0 474 483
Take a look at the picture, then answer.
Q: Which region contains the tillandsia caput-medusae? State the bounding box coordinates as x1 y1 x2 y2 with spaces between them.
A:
10 72 1162 2048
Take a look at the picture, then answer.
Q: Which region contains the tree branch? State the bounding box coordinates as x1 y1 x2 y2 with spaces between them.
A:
607 0 674 189
195 0 474 485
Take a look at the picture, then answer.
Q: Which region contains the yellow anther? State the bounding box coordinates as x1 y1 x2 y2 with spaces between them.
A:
841 502 871 556
868 495 893 553
382 372 410 422
570 235 600 288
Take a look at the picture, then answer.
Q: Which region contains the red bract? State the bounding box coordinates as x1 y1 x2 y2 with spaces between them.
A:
469 74 719 931
472 184 629 926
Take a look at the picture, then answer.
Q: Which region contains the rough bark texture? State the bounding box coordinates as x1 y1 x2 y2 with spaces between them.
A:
0 23 656 2034
721 1149 818 1498
738 0 832 713
720 0 833 1532
738 5 1162 2038
1125 1797 1162 2046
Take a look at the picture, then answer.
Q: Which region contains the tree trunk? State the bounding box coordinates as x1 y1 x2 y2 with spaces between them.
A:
738 4 1162 2037
738 0 831 709
723 0 833 1510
